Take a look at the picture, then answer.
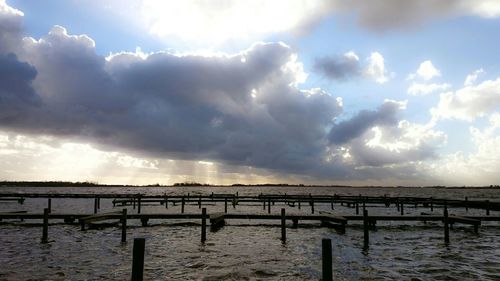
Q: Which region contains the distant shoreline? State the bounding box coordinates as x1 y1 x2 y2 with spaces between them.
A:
0 181 499 189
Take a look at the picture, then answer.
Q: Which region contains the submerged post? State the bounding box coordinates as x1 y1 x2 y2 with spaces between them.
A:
201 208 207 243
131 238 145 281
363 209 369 250
400 202 404 215
322 239 333 281
281 208 286 243
198 196 202 209
94 198 98 214
331 196 334 210
41 208 49 243
121 208 127 243
444 206 450 245
486 200 490 216
311 199 315 214
181 197 185 213
165 195 168 209
47 198 52 213
268 198 271 214
430 197 434 212
465 196 468 212
356 202 359 215
224 197 228 214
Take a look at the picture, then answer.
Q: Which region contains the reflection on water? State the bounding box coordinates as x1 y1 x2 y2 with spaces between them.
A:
0 186 499 280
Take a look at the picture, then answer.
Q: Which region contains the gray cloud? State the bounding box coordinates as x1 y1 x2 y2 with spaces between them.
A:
328 100 402 144
0 2 448 183
314 54 361 81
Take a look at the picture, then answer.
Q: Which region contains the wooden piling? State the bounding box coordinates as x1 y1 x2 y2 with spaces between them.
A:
137 195 141 214
268 198 271 214
97 196 100 209
486 200 490 216
430 197 433 212
298 200 301 210
281 208 286 243
356 202 359 215
311 199 315 214
400 202 404 215
181 197 185 213
41 208 49 243
363 209 369 250
322 238 333 281
121 208 127 243
331 196 334 210
201 208 207 243
444 207 450 244
198 196 202 209
263 199 266 210
133 198 136 209
224 197 228 214
465 197 468 212
131 238 145 281
47 198 51 213
94 198 98 214
165 195 168 209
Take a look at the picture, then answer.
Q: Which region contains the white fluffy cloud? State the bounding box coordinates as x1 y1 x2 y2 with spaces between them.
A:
431 78 500 122
408 60 441 81
407 82 451 96
464 68 484 86
364 52 389 84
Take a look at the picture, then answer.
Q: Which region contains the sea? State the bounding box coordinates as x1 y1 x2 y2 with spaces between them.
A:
0 186 499 281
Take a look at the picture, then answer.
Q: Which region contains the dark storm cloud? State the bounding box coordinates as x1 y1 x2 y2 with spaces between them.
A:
0 2 446 182
328 100 402 144
313 54 361 81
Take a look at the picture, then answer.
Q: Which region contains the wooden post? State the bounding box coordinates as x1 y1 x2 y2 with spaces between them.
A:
121 208 127 243
201 208 207 243
322 239 333 281
181 197 185 213
131 238 145 281
400 202 404 215
224 197 228 214
430 197 433 212
165 195 168 209
465 197 468 212
298 200 301 210
232 197 236 209
137 195 141 214
355 202 359 215
47 198 52 213
97 196 100 209
486 200 490 216
363 209 369 250
362 201 366 212
263 199 266 210
331 196 334 210
444 206 450 245
311 199 315 214
198 196 202 209
281 208 286 243
94 198 98 214
133 198 136 209
268 198 271 214
41 208 49 243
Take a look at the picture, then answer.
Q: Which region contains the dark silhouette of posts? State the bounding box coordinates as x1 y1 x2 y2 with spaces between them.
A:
201 208 207 243
444 206 450 244
363 210 369 250
137 195 141 214
94 198 98 214
430 197 433 212
298 200 301 210
131 238 145 281
281 208 286 243
311 199 315 214
181 197 185 213
198 196 202 209
47 198 52 213
400 202 404 215
224 197 228 214
267 198 271 214
486 200 490 216
263 199 266 210
465 197 468 212
41 208 49 243
355 202 359 215
331 196 334 210
121 209 127 243
164 195 168 209
322 239 333 281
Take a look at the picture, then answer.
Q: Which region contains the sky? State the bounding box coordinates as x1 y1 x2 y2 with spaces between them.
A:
0 0 499 186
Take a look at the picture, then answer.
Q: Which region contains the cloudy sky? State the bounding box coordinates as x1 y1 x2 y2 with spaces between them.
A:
1 0 499 186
